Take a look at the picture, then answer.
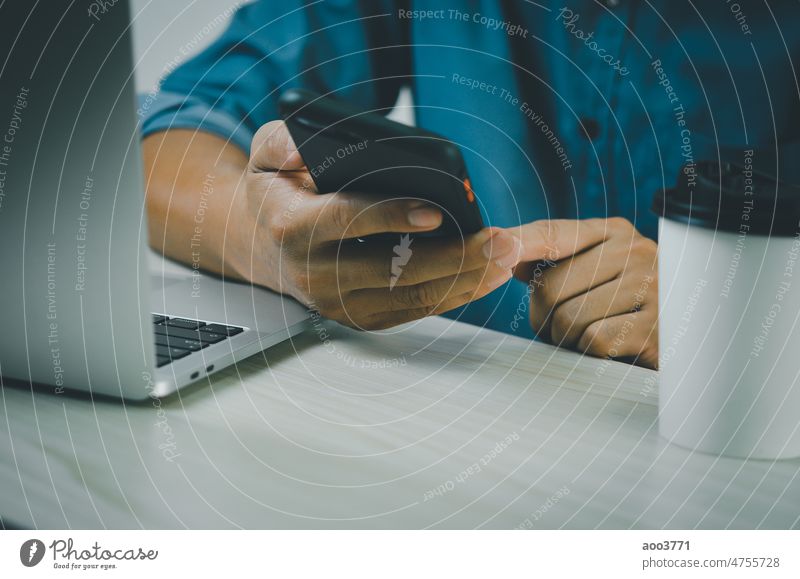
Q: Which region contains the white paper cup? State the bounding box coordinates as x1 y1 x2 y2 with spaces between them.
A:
655 159 800 459
658 219 800 459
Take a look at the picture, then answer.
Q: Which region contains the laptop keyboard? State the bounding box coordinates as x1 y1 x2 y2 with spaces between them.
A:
153 315 244 368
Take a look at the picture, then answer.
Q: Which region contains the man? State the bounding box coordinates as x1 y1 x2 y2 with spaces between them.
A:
141 1 799 369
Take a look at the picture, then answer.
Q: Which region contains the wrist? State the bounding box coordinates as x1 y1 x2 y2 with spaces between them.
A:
224 182 257 284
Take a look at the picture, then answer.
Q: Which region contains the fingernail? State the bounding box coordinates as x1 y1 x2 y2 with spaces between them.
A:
482 232 513 261
495 240 521 269
285 134 297 153
408 208 441 228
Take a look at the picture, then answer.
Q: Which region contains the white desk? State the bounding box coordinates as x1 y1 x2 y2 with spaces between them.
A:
1 313 798 529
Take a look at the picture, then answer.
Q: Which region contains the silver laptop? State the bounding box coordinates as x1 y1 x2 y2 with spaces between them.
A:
0 1 309 399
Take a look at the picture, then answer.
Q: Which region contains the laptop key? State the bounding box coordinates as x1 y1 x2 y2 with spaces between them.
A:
153 324 226 345
201 323 244 337
194 332 226 344
156 345 191 361
154 334 205 351
156 355 171 367
164 317 206 330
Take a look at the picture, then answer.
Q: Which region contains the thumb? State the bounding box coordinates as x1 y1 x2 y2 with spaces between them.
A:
249 120 305 172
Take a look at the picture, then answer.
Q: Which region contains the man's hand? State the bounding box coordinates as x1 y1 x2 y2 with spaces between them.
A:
230 121 515 330
509 218 658 368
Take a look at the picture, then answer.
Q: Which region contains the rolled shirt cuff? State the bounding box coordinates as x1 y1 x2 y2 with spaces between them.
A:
138 91 254 154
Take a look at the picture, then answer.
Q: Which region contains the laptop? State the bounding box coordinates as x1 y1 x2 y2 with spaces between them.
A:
0 1 310 399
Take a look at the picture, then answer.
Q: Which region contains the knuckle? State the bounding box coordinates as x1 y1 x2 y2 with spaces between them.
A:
528 299 550 335
329 199 358 235
550 301 581 344
582 322 613 355
411 281 441 308
392 284 427 309
528 314 545 334
416 303 438 318
608 216 633 232
426 303 440 317
630 235 655 255
266 213 289 241
535 276 560 308
644 238 658 258
392 261 420 285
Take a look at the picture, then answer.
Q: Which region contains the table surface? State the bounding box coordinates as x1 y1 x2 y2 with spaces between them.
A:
2 305 799 529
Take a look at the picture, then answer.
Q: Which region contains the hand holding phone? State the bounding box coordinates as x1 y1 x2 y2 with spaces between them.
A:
278 88 484 237
236 98 516 331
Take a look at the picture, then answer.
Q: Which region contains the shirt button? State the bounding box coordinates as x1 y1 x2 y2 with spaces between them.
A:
578 118 600 141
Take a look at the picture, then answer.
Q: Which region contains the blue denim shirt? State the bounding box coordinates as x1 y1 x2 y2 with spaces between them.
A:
142 0 800 338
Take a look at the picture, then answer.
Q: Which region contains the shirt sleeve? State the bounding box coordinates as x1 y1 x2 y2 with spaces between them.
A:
139 0 410 154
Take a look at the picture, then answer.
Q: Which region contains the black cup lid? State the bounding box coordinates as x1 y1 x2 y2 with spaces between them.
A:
652 159 800 236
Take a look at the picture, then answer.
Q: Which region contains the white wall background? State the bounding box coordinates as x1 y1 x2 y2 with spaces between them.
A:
129 0 413 124
130 0 242 93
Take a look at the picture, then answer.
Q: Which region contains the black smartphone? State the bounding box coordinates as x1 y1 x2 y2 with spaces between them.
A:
277 88 484 237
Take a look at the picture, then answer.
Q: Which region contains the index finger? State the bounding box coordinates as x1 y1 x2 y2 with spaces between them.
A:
509 218 612 265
